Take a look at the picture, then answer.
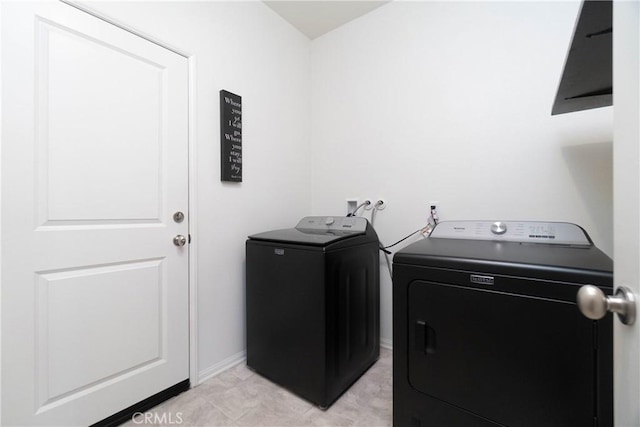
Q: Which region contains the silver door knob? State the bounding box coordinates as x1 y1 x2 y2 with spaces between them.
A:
577 285 636 325
173 235 187 247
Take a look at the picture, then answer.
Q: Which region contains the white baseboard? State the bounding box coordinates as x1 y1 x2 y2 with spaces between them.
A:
197 350 246 385
380 337 393 350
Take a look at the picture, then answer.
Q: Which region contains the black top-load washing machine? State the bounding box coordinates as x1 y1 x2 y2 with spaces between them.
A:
246 216 380 408
393 221 613 427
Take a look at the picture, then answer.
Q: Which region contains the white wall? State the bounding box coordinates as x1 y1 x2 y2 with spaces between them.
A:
76 0 311 381
48 0 614 375
310 1 614 344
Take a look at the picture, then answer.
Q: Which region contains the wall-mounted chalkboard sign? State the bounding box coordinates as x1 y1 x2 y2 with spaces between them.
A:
220 90 242 182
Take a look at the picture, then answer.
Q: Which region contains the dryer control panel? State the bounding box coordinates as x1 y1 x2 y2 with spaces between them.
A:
430 221 591 246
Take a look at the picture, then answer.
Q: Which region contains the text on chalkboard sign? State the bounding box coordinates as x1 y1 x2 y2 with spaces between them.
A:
220 90 242 182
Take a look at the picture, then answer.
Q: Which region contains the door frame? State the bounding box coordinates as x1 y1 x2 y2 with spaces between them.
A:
0 2 4 423
0 2 200 422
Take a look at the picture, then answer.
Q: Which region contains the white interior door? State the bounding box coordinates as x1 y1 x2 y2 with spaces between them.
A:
613 1 640 426
1 1 189 425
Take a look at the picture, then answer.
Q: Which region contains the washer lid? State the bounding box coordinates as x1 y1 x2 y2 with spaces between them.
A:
248 216 367 246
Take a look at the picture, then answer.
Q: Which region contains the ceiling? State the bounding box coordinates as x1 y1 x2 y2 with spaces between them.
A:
263 1 390 39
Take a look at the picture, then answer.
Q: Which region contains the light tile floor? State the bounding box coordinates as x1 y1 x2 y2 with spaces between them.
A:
122 348 392 427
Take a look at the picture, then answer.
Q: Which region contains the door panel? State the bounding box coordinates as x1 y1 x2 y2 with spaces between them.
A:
42 17 164 222
1 2 189 425
39 259 163 402
408 280 597 427
613 1 640 425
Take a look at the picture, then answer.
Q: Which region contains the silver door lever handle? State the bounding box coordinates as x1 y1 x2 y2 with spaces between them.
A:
577 285 636 325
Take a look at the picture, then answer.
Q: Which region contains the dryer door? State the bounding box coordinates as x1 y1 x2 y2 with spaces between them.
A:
408 280 601 427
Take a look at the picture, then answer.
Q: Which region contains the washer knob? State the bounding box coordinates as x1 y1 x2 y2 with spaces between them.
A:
491 221 507 235
325 217 335 225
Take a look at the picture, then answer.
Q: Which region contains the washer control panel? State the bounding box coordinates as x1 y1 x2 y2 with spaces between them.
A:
430 221 591 246
296 216 368 233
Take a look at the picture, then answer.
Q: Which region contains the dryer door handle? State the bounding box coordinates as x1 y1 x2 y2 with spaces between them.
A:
414 320 437 354
577 285 636 325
